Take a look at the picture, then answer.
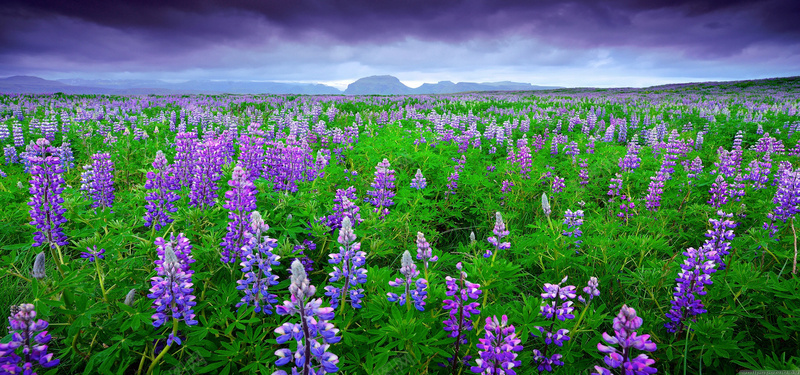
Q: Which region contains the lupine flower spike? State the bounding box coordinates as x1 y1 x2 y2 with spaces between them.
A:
532 276 577 372
236 211 281 314
274 260 340 375
471 315 523 375
592 305 657 375
0 304 60 373
324 217 367 309
148 234 198 347
387 251 428 311
443 262 482 374
486 212 510 260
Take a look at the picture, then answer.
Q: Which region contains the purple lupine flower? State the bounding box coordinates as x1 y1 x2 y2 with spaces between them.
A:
274 260 340 375
411 168 427 190
148 233 198 346
443 262 482 373
664 243 716 334
592 305 657 375
324 217 367 309
0 168 6 178
470 315 523 375
28 138 68 249
500 179 514 205
587 137 596 154
617 195 636 223
4 145 18 164
551 176 565 194
220 166 258 264
447 171 460 196
321 187 362 231
188 139 224 208
685 156 703 184
644 170 667 212
532 276 576 372
415 231 438 270
618 143 641 172
563 141 580 164
80 246 106 262
84 152 115 211
764 167 800 238
579 158 589 187
144 151 180 231
365 158 396 219
387 250 428 311
577 276 600 304
707 175 730 210
607 175 622 203
563 209 585 248
0 304 60 373
290 239 317 274
174 132 198 188
704 212 736 271
236 211 281 314
486 212 510 259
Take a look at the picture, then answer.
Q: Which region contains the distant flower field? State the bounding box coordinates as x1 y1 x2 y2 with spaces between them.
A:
1 79 799 374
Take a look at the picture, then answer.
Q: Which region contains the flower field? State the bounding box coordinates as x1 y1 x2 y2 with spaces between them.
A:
1 77 799 374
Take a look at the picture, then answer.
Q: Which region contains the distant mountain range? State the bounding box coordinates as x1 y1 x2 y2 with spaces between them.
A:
0 75 561 95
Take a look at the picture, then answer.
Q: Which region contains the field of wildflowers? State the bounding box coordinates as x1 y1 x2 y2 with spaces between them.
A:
1 77 799 374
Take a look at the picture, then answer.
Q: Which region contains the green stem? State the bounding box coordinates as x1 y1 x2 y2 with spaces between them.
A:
94 257 108 302
147 318 178 375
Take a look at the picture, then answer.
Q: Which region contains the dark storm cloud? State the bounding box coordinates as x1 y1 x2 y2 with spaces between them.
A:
0 0 798 83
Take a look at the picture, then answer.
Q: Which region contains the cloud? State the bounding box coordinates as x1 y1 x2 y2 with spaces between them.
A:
0 0 798 85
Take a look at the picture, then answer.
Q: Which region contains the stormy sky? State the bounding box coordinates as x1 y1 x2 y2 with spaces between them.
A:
1 0 799 88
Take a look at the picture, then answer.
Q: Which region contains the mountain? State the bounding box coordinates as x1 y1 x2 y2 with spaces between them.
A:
344 75 561 95
344 75 414 95
57 78 342 95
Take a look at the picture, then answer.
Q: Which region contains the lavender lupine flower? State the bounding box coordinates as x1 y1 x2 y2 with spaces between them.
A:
562 210 585 248
764 168 800 238
366 158 396 219
500 179 514 205
3 145 18 164
85 152 115 211
220 166 258 264
188 139 224 208
685 157 703 185
617 195 636 223
644 170 667 212
28 138 68 249
324 217 367 309
707 175 730 210
532 276 576 372
321 187 362 231
411 169 427 190
0 304 60 373
387 251 428 311
704 212 736 271
144 151 180 231
148 234 198 346
579 158 589 186
443 262 482 373
174 132 198 188
577 277 600 304
416 231 438 270
274 260 340 375
486 212 510 259
470 315 523 375
236 211 281 314
80 246 106 262
447 171 460 196
664 243 716 334
551 176 565 194
31 252 46 280
593 305 657 375
542 193 551 217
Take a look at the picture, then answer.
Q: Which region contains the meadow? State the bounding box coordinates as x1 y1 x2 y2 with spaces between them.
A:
0 77 799 375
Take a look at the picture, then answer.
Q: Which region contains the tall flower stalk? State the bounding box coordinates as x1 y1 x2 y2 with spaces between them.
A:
236 211 280 314
27 138 67 272
486 212 510 261
147 232 198 374
387 250 428 311
274 260 340 375
324 217 367 310
470 315 523 375
592 305 657 375
443 262 482 374
366 158 396 219
143 150 180 232
0 304 60 373
532 277 576 372
220 166 258 263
